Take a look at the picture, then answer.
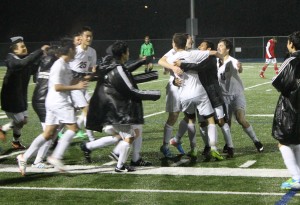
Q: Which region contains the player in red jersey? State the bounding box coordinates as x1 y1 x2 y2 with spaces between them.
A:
260 37 278 78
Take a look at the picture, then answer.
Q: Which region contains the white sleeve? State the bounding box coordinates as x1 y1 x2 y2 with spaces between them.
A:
92 49 97 67
266 42 271 58
190 50 210 63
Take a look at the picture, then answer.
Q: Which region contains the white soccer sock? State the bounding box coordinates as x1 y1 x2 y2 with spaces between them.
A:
243 125 259 142
187 123 196 149
77 113 85 129
86 130 95 141
279 145 300 180
207 124 218 151
34 139 53 164
23 134 47 161
199 126 209 147
294 145 300 170
221 123 234 148
86 136 118 150
174 119 188 143
132 136 142 162
51 130 75 160
163 123 173 146
117 141 131 168
83 116 95 141
2 121 13 132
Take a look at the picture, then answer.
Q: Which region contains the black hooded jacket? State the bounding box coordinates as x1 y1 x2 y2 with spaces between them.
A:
1 49 42 113
86 57 161 132
32 53 58 122
272 50 300 144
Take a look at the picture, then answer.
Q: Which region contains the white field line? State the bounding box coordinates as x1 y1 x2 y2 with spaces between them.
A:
0 150 26 159
0 165 291 178
245 81 271 90
144 111 165 118
239 160 257 168
0 186 292 196
248 114 273 117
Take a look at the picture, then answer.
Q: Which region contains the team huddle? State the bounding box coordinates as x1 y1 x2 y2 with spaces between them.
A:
1 27 300 190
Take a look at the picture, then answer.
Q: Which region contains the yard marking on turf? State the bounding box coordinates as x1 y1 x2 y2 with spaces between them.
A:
0 186 296 197
248 114 273 117
0 165 291 177
239 160 257 168
245 81 271 90
144 111 165 118
0 151 26 160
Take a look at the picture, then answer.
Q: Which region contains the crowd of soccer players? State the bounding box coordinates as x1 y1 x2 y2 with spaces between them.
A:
1 28 300 190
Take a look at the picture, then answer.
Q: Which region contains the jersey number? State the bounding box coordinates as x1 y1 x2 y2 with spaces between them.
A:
79 62 87 68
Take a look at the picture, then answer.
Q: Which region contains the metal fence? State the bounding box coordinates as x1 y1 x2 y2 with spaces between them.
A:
0 36 288 65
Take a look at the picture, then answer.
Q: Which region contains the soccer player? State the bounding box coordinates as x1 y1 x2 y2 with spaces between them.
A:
217 38 264 153
69 26 97 142
82 41 160 172
17 38 89 176
0 36 49 149
140 36 155 73
272 31 300 190
161 33 224 160
260 36 278 78
174 40 234 158
158 34 192 158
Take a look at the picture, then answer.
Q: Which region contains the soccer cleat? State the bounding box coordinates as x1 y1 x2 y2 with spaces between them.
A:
210 150 224 161
160 145 173 158
281 178 300 190
254 141 264 152
109 152 119 161
80 142 92 163
169 138 185 155
73 129 86 139
227 147 234 158
115 165 136 172
223 144 228 153
31 162 54 169
0 128 6 142
187 148 198 159
201 146 211 156
259 73 265 78
47 156 65 172
17 154 27 176
130 158 152 166
12 141 26 150
58 131 63 139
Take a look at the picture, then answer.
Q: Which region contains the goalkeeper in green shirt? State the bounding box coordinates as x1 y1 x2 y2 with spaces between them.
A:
140 36 155 73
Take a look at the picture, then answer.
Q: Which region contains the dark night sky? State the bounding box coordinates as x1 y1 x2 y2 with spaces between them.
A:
1 0 300 43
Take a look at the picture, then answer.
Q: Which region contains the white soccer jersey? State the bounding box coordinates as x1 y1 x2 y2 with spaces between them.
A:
69 45 97 73
217 56 244 96
163 48 177 82
166 50 210 100
46 58 73 109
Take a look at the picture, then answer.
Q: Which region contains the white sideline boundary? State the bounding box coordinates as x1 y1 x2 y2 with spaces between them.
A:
0 186 294 197
0 164 290 178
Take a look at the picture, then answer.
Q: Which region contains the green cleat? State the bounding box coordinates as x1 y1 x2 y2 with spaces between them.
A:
74 130 87 139
210 150 224 161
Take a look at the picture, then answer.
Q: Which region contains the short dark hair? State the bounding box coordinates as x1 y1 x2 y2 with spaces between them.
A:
202 40 215 50
172 33 187 50
219 38 233 54
112 40 128 60
79 26 93 35
57 37 75 56
288 31 300 50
